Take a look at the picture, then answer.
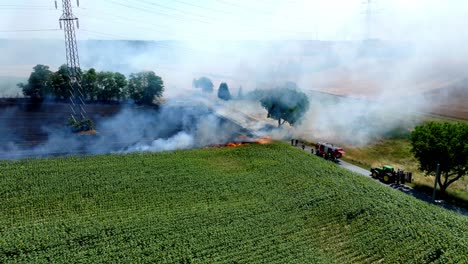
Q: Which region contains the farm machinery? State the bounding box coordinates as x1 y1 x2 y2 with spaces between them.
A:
315 142 345 162
370 165 412 184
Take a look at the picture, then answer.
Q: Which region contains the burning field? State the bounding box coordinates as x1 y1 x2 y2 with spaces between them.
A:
209 135 272 148
0 98 275 160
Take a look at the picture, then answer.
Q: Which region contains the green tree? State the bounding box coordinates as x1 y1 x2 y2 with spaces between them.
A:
81 68 98 101
50 65 71 100
126 71 164 105
96 72 126 101
410 122 468 193
259 86 309 127
237 86 244 99
193 77 214 93
114 72 127 100
217 82 231 101
18 64 53 100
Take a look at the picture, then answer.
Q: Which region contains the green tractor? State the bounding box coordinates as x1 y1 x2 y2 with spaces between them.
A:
370 165 412 184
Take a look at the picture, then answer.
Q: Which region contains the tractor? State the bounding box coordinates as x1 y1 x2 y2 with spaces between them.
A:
370 165 412 184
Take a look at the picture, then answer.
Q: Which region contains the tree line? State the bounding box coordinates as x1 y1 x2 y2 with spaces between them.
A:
192 77 240 101
193 76 309 127
18 64 164 105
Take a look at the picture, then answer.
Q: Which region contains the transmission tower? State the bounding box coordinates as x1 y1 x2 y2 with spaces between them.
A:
363 0 375 40
56 0 87 122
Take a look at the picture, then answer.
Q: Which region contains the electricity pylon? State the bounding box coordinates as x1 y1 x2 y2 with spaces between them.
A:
56 0 88 123
363 0 375 40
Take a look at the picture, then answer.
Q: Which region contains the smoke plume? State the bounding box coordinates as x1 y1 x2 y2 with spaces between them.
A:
1 1 468 154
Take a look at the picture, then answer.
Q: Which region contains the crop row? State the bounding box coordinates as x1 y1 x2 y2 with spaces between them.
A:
1 143 467 263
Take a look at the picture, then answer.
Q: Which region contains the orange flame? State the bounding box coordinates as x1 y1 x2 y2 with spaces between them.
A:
209 135 272 148
78 129 98 136
255 136 271 145
226 142 245 148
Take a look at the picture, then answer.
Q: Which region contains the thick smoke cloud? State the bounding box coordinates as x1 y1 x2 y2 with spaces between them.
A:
1 1 467 152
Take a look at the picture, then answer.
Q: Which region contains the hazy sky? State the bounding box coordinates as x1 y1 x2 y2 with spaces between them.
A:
1 0 467 41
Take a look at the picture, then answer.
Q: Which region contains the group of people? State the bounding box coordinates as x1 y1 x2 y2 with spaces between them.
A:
291 139 313 153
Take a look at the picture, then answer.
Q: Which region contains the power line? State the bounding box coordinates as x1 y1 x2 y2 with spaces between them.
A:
80 29 129 40
171 0 227 14
78 13 203 40
94 1 312 39
104 0 211 25
0 29 60 32
138 0 215 23
362 0 380 40
107 0 307 35
215 0 276 16
1 1 324 40
0 5 49 7
0 7 54 10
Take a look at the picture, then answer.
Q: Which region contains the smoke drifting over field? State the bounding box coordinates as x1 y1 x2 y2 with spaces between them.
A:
1 1 467 156
0 99 255 159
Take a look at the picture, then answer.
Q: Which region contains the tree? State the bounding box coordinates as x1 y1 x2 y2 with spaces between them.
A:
126 71 164 105
96 72 126 101
217 82 231 101
18 64 53 100
258 86 309 127
50 65 85 101
237 86 244 99
67 116 95 133
114 72 127 100
410 122 468 194
193 77 214 93
50 65 72 100
81 68 98 101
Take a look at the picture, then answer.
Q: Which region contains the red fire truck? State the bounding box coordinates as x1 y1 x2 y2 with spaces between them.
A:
315 142 345 162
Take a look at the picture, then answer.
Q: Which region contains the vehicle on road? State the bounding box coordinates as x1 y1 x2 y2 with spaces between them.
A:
370 165 412 184
315 142 345 162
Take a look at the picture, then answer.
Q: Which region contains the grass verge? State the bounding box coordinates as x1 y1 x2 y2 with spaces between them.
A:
341 138 468 208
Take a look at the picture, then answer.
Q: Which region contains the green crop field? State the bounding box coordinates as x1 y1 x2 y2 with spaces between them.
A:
1 142 467 263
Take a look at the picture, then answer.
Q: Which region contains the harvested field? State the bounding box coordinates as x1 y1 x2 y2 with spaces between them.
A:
0 98 123 147
424 85 468 120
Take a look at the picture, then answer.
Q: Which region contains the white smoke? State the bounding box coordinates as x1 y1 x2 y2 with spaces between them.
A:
124 131 194 153
0 97 259 159
1 1 467 152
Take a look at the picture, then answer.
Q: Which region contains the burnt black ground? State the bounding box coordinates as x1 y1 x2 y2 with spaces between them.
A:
0 98 250 159
0 98 124 146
